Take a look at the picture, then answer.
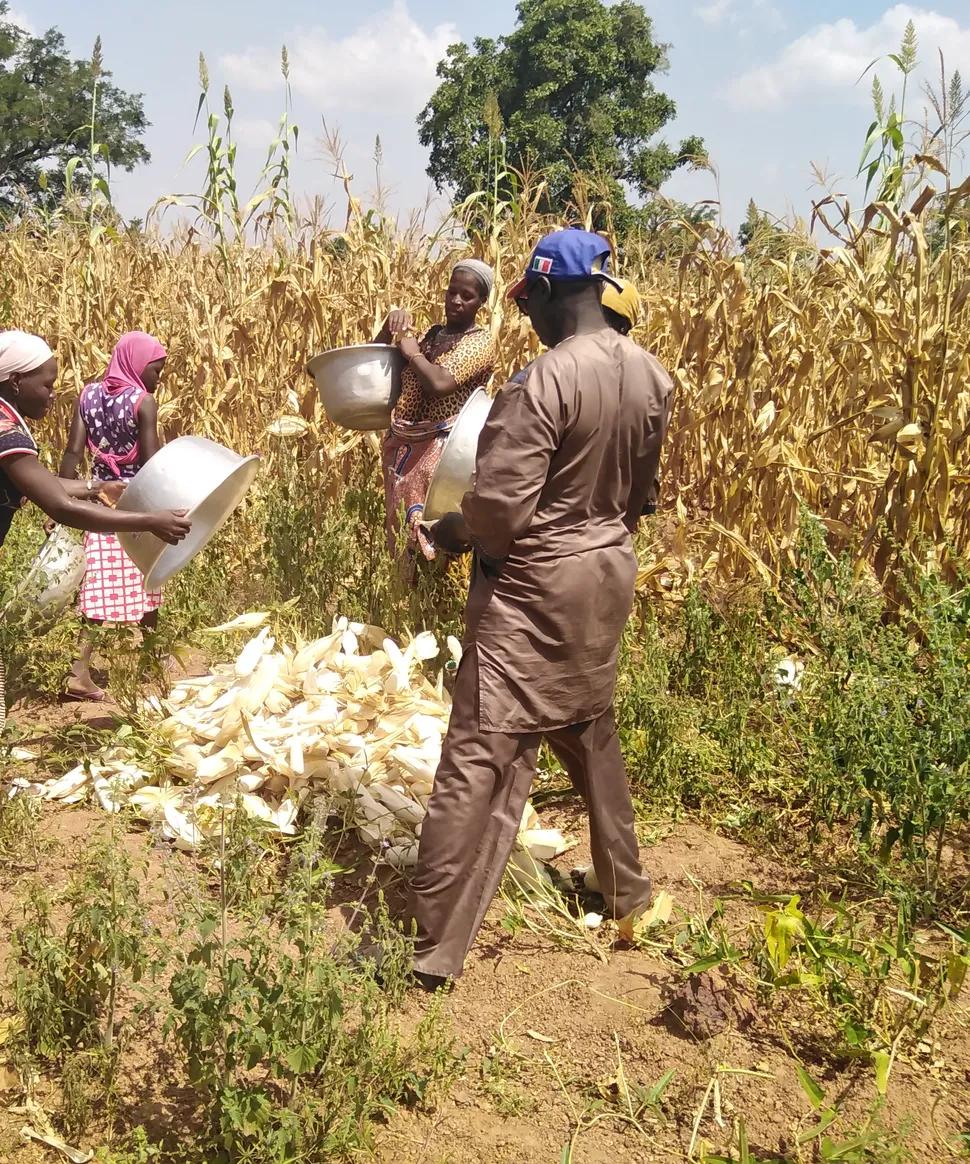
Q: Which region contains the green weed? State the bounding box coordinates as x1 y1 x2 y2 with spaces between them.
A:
9 824 149 1063
161 816 461 1161
0 789 45 868
619 517 970 913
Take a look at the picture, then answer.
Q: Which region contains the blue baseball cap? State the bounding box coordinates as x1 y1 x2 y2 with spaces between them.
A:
508 227 621 300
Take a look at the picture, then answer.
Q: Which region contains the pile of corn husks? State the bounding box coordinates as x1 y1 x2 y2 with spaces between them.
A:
19 614 567 874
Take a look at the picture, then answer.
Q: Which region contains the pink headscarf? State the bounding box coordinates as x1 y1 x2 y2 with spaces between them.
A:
102 331 167 397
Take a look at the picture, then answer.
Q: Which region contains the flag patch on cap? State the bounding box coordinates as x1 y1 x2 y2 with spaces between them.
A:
531 256 553 274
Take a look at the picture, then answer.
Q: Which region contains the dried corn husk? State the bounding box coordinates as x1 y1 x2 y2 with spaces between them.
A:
520 828 570 861
30 614 554 880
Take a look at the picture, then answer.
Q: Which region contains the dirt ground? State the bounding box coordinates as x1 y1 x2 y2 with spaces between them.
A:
1 693 968 1164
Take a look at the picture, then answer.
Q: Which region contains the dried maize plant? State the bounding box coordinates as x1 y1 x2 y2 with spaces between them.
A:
847 192 970 592
1 154 968 595
625 192 970 590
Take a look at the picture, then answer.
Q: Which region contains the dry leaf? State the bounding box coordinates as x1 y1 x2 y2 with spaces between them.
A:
20 1126 93 1163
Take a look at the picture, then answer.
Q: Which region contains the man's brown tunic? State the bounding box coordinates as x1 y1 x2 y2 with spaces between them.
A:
410 328 673 978
464 329 672 731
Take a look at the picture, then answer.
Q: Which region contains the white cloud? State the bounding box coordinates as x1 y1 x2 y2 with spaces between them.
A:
232 118 278 150
222 2 458 117
6 8 36 35
696 0 783 31
697 0 734 24
727 4 970 110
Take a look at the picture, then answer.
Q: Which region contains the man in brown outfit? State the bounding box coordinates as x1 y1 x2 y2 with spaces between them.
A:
410 228 673 989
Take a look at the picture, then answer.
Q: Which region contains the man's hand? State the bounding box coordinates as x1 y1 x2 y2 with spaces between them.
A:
424 511 471 554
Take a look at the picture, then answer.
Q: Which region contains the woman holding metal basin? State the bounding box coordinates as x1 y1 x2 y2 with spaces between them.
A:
0 330 190 719
0 331 190 555
373 259 495 571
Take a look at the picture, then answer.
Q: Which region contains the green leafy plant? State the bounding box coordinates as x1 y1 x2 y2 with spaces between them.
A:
10 824 149 1063
162 815 461 1161
0 788 44 868
757 895 967 1085
153 48 299 272
858 20 920 208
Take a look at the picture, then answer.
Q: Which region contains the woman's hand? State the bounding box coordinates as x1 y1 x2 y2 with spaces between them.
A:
98 480 127 507
398 335 421 361
374 308 413 345
147 510 192 545
386 309 413 337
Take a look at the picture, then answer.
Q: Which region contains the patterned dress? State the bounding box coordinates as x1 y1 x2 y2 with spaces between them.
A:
76 381 161 623
0 398 40 730
0 397 37 549
382 325 495 562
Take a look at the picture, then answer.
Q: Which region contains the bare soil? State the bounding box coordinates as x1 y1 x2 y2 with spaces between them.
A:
1 693 968 1164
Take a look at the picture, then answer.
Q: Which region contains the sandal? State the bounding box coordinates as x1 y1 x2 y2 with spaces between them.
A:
63 684 106 703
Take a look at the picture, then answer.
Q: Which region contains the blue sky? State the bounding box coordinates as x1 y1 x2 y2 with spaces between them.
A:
11 1 970 233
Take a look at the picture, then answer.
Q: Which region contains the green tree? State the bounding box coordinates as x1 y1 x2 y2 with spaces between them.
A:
737 199 775 250
737 199 815 267
418 0 703 222
0 2 149 215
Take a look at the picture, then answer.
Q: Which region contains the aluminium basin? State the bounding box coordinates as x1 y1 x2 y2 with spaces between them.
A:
422 388 494 522
305 343 404 431
117 435 259 589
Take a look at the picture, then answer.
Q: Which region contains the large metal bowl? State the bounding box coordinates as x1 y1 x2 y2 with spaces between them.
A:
117 436 260 590
423 388 494 522
306 343 404 431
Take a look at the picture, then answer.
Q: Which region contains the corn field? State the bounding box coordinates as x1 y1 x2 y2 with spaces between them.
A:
2 181 969 1164
2 181 969 598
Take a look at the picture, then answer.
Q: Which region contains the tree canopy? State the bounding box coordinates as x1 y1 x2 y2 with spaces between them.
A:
0 1 149 215
418 0 703 224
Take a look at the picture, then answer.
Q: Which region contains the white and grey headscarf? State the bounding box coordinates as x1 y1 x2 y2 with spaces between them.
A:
452 258 495 300
0 330 54 383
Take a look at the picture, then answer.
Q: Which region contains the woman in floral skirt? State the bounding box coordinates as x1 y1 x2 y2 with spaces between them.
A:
374 259 495 571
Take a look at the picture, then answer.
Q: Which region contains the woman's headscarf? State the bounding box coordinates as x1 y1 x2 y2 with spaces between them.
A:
452 259 494 300
0 330 54 382
102 331 166 397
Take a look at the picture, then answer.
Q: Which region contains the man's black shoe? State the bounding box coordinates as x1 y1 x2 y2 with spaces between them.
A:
413 969 451 993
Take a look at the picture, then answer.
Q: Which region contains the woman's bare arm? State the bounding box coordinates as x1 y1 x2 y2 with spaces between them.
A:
58 402 87 479
58 479 126 504
60 479 98 500
397 334 460 398
405 353 459 398
137 393 161 463
4 453 190 542
400 328 493 400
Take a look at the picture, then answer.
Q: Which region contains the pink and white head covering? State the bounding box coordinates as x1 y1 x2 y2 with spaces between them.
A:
0 330 54 382
102 331 166 397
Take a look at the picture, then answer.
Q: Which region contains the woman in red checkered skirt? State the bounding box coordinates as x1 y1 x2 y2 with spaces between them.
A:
59 332 168 700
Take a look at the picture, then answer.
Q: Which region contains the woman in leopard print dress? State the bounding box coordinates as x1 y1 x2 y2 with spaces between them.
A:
375 259 495 565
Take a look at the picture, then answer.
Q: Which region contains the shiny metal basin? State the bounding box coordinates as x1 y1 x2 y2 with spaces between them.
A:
117 436 260 589
306 343 404 431
423 388 494 522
